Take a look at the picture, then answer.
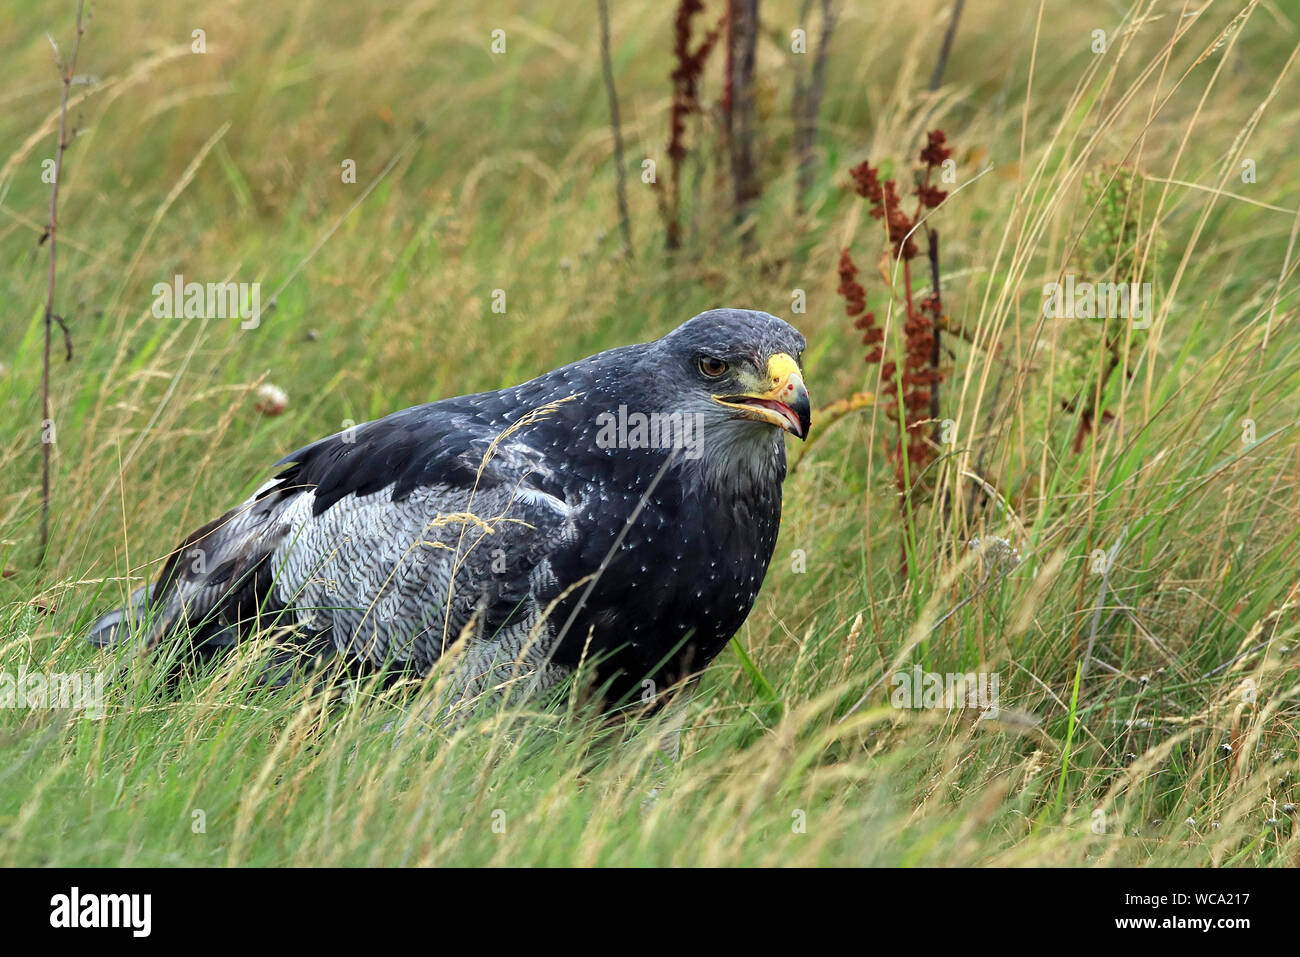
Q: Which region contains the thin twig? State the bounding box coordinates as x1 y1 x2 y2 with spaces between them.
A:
596 0 633 257
927 228 942 442
728 0 760 226
927 0 965 91
794 0 837 212
39 0 86 562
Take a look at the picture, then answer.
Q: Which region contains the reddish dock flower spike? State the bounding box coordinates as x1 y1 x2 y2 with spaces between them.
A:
836 130 959 515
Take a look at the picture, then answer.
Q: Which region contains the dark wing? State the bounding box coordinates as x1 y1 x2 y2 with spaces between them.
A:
90 398 587 681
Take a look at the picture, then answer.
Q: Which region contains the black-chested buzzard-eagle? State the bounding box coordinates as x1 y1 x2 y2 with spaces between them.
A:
88 309 811 712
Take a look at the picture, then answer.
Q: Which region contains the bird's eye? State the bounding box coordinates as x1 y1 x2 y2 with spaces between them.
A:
698 356 729 378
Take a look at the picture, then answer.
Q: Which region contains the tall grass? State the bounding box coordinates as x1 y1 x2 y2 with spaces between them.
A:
1 0 1298 865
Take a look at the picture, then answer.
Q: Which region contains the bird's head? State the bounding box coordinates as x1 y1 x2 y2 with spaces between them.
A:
664 308 810 440
614 309 810 479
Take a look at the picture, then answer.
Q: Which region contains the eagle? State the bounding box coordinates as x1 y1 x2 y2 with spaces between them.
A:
88 308 811 713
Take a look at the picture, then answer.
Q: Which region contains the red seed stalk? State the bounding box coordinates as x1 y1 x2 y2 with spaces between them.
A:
839 130 954 494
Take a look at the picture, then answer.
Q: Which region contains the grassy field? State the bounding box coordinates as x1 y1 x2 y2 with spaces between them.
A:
2 0 1299 866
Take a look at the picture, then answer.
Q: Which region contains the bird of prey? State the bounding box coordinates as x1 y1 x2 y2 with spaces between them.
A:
88 308 811 712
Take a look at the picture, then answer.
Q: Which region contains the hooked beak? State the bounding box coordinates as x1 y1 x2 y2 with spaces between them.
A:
713 352 812 440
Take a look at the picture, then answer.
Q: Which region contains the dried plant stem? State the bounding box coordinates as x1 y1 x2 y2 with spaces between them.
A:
596 0 633 257
793 0 837 212
927 229 942 440
722 0 735 120
842 133 955 575
727 0 760 225
661 1 721 250
927 0 965 91
39 0 86 562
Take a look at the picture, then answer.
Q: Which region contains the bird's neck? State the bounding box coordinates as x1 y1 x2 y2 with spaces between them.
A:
687 424 788 497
